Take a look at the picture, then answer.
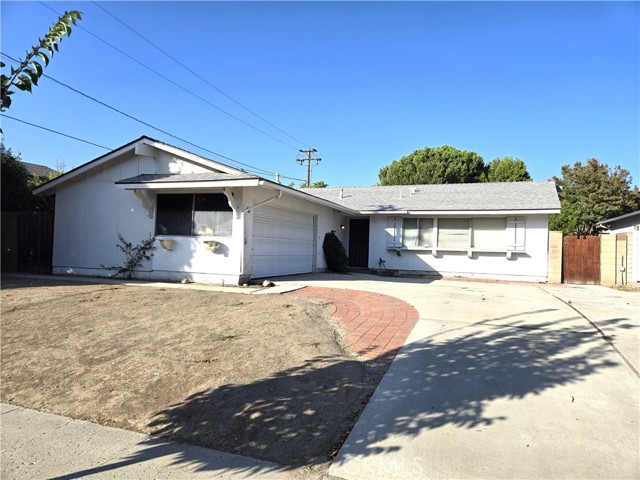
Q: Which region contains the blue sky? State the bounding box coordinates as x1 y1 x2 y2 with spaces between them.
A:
1 1 638 187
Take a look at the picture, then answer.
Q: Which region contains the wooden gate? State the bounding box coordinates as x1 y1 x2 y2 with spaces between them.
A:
562 235 600 284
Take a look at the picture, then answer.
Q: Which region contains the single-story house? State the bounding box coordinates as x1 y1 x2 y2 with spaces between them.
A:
597 210 639 283
302 181 560 282
34 136 561 283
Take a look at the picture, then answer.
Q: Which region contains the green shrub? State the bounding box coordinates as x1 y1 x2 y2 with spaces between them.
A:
322 231 348 273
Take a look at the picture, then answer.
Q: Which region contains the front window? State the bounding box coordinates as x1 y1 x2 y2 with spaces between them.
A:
471 218 507 249
438 218 470 248
403 218 434 247
156 193 232 236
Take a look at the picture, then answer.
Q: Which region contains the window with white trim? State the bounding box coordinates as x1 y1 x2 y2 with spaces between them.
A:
438 218 470 248
156 193 232 237
403 218 434 247
393 216 526 251
472 218 507 249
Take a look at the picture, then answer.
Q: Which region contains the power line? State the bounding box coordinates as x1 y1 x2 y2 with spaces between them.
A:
1 114 112 150
1 53 306 182
37 1 302 151
1 52 271 176
90 1 310 150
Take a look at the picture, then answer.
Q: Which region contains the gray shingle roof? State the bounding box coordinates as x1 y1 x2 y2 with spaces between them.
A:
22 161 55 179
301 181 561 212
116 172 258 184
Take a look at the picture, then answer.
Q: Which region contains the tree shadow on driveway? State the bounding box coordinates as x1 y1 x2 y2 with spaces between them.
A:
55 311 626 479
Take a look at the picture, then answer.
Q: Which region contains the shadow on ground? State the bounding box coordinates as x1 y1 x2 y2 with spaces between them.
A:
54 308 624 479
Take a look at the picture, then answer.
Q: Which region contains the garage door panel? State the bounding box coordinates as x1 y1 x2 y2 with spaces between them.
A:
252 206 315 278
253 241 314 257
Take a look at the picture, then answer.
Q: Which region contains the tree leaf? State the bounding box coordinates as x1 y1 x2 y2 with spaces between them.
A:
36 51 50 66
16 75 33 92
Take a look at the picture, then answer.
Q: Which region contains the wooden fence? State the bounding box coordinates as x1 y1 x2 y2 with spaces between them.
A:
1 212 54 273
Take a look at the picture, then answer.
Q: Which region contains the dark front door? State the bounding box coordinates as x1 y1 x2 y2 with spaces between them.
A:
349 218 370 268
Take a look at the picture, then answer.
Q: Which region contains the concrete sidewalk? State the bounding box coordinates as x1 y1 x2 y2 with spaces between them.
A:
1 403 310 480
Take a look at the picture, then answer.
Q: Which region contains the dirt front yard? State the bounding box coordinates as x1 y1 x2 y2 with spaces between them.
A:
0 276 383 470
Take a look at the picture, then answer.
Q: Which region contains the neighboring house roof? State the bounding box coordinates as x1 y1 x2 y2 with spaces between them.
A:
596 210 640 228
301 181 561 214
22 161 55 179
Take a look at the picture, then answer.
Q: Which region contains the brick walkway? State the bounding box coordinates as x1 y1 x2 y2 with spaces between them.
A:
285 286 420 363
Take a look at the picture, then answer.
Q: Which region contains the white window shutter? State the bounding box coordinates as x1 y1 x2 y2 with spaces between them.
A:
386 217 402 248
506 216 526 251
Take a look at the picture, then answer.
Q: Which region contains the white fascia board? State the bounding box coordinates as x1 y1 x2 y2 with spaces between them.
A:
364 209 561 216
258 180 359 215
33 142 139 196
142 138 245 175
116 178 262 190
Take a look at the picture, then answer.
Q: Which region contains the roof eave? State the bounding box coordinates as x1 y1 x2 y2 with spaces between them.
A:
33 138 144 196
259 180 359 215
596 210 640 226
116 178 262 190
363 208 561 215
141 138 246 176
32 136 249 196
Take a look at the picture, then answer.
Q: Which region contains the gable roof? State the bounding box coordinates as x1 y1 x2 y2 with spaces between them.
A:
302 181 561 214
33 136 247 196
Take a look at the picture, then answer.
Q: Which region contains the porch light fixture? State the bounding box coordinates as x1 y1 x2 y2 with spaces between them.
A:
340 224 346 230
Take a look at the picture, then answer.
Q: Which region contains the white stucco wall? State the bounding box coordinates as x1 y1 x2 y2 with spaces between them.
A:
51 149 346 284
367 214 551 282
52 151 244 283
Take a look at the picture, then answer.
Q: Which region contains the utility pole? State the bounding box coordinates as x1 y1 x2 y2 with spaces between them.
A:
297 148 321 187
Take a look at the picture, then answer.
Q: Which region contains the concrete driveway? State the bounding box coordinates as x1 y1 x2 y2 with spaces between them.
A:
275 274 640 480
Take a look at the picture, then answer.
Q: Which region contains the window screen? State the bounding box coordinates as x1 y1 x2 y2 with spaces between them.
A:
403 218 419 246
193 194 232 236
418 218 434 247
438 218 470 248
472 218 507 249
156 194 192 236
156 193 232 236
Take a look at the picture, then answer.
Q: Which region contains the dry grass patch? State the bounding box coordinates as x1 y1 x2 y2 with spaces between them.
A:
1 276 383 469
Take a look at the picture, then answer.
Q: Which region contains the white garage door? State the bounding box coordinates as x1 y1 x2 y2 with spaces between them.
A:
251 206 315 278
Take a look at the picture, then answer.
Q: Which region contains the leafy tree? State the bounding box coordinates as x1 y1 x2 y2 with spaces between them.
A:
0 144 63 212
378 145 485 185
1 10 82 111
300 180 328 188
483 156 531 182
1 144 32 211
549 158 640 235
